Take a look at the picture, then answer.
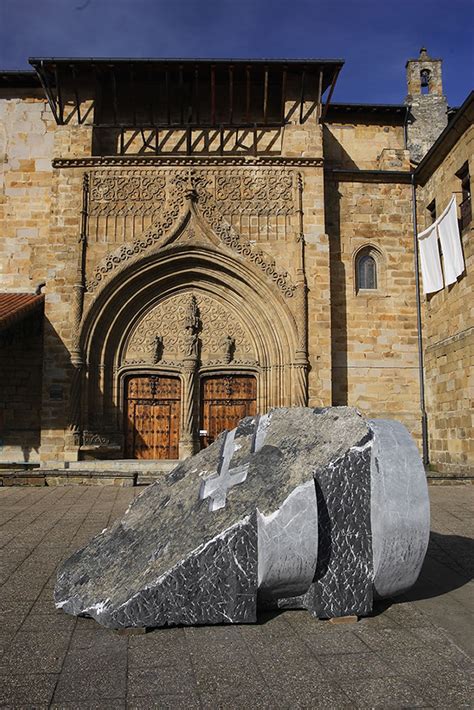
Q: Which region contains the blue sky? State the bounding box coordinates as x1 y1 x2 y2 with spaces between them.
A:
1 0 472 105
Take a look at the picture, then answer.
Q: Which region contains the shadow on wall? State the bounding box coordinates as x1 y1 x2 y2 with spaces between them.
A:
42 315 126 462
323 126 359 171
325 172 348 406
323 127 374 407
0 314 43 463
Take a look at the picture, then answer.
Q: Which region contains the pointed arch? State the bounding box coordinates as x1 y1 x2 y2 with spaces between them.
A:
79 227 303 457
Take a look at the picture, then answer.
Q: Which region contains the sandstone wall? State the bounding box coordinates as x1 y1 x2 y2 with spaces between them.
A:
1 88 426 465
0 93 55 463
0 93 55 291
326 176 421 443
33 103 334 464
417 125 473 474
323 121 405 170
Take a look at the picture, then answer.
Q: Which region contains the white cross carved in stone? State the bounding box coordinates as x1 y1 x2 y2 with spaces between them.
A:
199 413 270 512
199 428 248 512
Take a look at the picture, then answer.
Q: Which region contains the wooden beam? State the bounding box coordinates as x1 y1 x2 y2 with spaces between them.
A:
70 64 81 124
299 67 306 124
35 61 60 123
186 125 192 155
194 65 200 124
321 66 341 122
129 64 137 126
54 63 64 124
316 68 323 123
148 63 155 126
263 65 269 124
280 66 287 123
179 63 184 125
246 65 251 123
110 66 118 125
165 65 170 125
93 64 103 127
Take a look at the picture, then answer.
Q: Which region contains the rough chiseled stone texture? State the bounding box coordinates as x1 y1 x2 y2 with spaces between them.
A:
90 517 257 628
55 406 429 629
55 407 370 628
311 436 373 618
278 430 373 618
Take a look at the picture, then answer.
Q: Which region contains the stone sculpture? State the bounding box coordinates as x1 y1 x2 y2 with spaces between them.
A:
55 407 430 629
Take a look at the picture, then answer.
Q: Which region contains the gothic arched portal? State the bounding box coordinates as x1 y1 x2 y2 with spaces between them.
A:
78 237 304 461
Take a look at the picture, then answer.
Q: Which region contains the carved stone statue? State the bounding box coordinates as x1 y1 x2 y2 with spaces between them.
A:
153 335 164 363
183 330 199 359
181 295 201 360
184 295 200 333
221 334 235 364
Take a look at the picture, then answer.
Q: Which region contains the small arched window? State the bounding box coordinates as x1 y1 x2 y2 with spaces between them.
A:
420 69 430 95
356 251 378 291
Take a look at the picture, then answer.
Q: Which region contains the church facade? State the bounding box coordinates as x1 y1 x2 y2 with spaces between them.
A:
0 50 472 476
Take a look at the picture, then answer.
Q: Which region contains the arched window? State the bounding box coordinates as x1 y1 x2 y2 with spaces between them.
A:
420 69 430 95
355 248 379 292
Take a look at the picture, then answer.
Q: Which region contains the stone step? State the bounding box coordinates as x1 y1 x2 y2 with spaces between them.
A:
66 459 179 473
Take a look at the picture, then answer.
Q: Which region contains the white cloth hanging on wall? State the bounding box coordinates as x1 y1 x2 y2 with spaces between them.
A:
437 195 465 285
417 194 465 294
418 222 444 294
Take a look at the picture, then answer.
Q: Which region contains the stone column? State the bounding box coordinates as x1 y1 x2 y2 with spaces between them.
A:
293 173 309 406
64 173 89 461
179 358 198 459
179 295 200 459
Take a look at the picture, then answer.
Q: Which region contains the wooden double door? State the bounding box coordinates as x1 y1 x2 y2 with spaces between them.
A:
125 373 256 459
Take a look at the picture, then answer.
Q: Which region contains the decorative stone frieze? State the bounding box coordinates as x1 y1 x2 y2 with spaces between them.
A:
86 167 298 297
124 291 256 366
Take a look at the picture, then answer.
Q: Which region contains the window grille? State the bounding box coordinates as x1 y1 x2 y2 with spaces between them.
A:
357 254 377 290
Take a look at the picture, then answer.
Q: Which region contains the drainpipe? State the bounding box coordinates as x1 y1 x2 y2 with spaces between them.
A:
411 173 429 465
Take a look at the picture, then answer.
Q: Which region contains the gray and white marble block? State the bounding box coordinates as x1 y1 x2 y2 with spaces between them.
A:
54 407 430 629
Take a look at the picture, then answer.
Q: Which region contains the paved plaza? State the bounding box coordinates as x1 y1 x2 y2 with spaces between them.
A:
0 484 472 709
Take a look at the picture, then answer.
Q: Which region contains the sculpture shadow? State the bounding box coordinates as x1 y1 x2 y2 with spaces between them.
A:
257 530 474 625
402 530 474 601
371 530 474 616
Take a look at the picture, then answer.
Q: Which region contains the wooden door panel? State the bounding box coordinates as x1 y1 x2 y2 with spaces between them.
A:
201 375 257 448
125 375 180 459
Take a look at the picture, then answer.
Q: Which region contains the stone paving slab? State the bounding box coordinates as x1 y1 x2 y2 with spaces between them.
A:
0 485 472 709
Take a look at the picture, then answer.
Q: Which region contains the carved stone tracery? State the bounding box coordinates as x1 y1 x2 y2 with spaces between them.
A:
124 291 256 367
86 168 298 297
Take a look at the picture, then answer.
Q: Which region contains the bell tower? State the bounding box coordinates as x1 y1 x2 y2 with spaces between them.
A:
405 48 448 163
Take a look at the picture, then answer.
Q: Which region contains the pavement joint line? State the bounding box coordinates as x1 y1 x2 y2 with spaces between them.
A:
1 486 95 634
0 487 74 582
183 626 214 706
0 486 472 707
0 487 60 530
49 614 79 706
